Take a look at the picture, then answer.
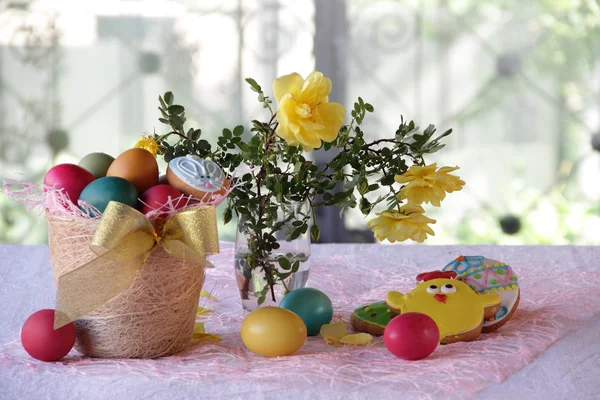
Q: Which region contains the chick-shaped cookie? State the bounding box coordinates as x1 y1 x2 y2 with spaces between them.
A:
386 278 501 344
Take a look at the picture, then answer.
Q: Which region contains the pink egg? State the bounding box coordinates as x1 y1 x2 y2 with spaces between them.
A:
21 309 76 362
383 312 439 361
139 184 185 217
44 164 96 205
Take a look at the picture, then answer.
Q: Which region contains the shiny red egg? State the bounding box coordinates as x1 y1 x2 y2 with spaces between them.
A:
21 309 76 362
44 164 95 205
383 312 439 361
139 184 185 217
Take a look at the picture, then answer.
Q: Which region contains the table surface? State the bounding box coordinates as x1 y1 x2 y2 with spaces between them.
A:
1 243 599 400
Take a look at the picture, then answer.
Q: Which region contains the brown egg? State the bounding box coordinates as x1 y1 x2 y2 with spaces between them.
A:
106 148 159 193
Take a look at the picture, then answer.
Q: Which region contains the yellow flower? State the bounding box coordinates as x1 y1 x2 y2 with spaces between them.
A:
134 135 160 157
395 163 465 207
273 71 345 151
367 205 436 243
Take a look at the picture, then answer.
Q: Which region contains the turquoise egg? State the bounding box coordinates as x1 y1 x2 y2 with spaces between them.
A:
79 177 138 216
78 152 115 178
279 288 333 336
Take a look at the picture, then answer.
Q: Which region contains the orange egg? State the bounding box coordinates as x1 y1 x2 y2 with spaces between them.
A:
106 148 158 193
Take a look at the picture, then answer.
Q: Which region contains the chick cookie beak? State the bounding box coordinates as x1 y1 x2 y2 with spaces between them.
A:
434 294 447 303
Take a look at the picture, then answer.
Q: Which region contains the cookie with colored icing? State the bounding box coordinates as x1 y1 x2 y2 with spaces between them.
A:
443 256 520 333
386 277 501 344
350 301 398 335
166 155 229 201
416 270 457 284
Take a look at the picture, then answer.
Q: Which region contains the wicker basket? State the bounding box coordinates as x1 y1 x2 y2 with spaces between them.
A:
46 212 205 358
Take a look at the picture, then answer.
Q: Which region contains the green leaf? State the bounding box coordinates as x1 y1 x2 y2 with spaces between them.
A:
158 96 167 110
364 103 374 112
223 208 233 224
233 125 244 136
245 78 262 93
286 227 303 241
358 178 369 195
257 294 266 306
277 256 292 270
247 254 257 269
223 128 233 139
164 91 174 106
310 224 320 242
192 129 201 141
359 197 371 215
168 104 185 114
158 118 169 125
291 261 300 273
432 128 452 142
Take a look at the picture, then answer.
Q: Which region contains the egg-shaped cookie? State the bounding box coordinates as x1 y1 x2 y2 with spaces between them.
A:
442 255 520 333
166 155 228 201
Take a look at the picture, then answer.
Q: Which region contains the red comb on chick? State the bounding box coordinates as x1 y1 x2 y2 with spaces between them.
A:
416 270 458 282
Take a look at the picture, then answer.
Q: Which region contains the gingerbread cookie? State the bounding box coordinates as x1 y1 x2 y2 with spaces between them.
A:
166 155 229 200
386 277 501 344
416 270 457 284
443 256 520 333
350 301 398 335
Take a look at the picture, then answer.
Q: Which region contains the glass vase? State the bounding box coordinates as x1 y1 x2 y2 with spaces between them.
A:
234 201 311 312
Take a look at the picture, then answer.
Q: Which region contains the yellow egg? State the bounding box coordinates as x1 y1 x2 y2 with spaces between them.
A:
240 307 307 357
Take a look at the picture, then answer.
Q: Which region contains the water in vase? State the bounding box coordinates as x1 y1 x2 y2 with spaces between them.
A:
234 251 310 312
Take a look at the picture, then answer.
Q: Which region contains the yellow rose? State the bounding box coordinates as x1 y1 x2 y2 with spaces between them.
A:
134 135 161 157
367 205 436 243
395 163 465 207
273 71 345 151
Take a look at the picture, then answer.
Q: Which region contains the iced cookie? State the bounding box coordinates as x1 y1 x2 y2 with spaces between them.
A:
386 278 501 344
416 270 457 284
166 155 229 200
350 301 398 336
443 256 520 333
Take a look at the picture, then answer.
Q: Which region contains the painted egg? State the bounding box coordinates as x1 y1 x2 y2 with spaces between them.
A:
78 152 115 178
279 288 333 336
21 309 76 362
79 177 138 216
240 307 307 357
106 148 159 193
43 164 96 205
139 184 185 217
384 312 439 361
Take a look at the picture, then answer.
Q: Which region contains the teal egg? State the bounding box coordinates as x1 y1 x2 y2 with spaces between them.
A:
79 177 138 216
279 288 333 336
78 152 115 178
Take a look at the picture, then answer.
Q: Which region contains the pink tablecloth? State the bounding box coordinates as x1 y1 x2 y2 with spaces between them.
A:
0 243 599 399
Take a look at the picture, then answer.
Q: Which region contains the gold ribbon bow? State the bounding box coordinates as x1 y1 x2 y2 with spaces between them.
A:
54 201 219 329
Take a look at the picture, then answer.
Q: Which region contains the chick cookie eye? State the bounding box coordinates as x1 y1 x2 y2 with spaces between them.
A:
441 284 456 293
426 285 439 294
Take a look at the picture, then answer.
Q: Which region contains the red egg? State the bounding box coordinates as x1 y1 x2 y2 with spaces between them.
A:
383 312 439 361
139 184 185 217
21 309 76 362
44 164 95 204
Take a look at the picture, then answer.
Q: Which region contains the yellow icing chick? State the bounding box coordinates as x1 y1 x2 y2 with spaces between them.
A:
386 278 501 344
